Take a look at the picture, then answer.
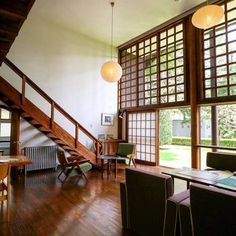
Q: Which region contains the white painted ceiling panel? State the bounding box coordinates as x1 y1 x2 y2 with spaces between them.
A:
33 0 205 46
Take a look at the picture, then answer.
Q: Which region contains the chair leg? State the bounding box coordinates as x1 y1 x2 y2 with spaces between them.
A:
7 194 10 222
132 158 136 168
58 170 63 179
128 158 131 167
81 172 88 181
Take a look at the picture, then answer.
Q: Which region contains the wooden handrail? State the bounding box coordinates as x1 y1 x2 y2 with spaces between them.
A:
3 57 101 146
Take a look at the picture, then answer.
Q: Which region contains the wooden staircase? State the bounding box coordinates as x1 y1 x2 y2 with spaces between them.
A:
0 1 102 165
0 58 101 164
0 0 35 65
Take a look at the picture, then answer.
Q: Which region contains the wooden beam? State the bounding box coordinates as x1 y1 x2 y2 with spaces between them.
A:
10 110 20 155
0 2 27 20
186 17 200 169
155 109 159 166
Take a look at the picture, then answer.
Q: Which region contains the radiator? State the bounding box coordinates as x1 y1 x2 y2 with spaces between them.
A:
23 145 57 172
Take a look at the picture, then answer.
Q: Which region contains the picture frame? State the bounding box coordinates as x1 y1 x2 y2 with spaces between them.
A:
98 134 105 141
101 113 114 126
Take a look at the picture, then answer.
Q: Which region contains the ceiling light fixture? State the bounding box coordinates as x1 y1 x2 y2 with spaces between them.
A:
100 1 122 83
192 0 224 30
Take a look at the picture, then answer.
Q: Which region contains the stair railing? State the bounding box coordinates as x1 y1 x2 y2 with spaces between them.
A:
3 57 102 161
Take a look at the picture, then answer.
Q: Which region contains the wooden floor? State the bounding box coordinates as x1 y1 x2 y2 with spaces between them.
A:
0 164 186 236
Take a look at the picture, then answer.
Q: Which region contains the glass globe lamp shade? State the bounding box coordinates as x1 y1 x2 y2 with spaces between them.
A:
100 61 122 83
192 5 224 29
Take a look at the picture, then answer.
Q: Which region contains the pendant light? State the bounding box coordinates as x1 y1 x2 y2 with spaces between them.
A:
192 0 224 30
101 1 122 83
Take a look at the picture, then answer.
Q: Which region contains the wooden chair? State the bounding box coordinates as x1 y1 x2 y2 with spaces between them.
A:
116 143 136 167
57 148 92 182
0 164 11 222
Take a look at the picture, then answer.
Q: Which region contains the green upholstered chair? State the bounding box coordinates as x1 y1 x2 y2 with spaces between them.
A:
116 143 136 167
57 148 92 182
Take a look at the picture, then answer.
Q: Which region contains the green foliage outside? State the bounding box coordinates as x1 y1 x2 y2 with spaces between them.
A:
172 137 236 147
159 110 172 145
178 106 236 139
159 150 178 161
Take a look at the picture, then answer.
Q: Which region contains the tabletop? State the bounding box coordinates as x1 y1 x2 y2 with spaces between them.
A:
162 167 235 192
0 155 32 166
100 155 120 161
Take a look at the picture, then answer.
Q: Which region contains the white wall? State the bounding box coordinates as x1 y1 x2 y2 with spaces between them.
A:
0 2 118 150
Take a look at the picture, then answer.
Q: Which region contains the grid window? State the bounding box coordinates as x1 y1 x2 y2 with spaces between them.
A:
119 46 137 109
159 23 185 104
128 112 156 164
203 0 236 99
0 109 11 137
138 36 158 106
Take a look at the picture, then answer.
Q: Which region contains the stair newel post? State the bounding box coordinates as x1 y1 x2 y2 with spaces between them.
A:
21 75 26 105
75 123 78 148
50 101 55 129
96 141 100 163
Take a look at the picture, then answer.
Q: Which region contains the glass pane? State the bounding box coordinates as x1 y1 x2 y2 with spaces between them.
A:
159 108 191 168
0 123 11 137
128 112 156 164
1 109 10 119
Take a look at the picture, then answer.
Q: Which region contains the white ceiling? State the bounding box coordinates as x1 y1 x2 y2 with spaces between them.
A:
33 0 205 46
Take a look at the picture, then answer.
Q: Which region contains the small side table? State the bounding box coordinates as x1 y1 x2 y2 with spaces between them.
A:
100 155 119 179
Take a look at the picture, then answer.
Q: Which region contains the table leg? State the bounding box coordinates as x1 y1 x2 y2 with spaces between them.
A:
107 160 110 179
187 181 190 189
101 159 104 179
115 159 117 179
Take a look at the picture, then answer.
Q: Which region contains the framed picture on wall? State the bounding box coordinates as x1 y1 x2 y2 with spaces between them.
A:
101 113 114 126
98 134 105 141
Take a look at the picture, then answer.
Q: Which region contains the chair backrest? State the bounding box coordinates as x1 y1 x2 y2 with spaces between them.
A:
207 152 236 172
190 183 236 236
117 143 135 157
57 148 68 166
125 168 173 236
0 164 10 180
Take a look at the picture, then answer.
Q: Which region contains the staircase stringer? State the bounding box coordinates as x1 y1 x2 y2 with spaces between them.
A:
0 75 97 164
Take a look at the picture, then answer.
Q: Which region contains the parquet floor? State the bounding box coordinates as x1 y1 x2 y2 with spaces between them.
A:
0 164 186 236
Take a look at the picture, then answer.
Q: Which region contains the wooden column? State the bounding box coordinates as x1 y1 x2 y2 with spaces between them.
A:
186 17 200 169
10 111 20 155
155 109 160 166
211 106 219 152
118 112 123 139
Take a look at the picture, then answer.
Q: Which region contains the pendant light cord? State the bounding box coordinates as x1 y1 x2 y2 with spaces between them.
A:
110 1 114 60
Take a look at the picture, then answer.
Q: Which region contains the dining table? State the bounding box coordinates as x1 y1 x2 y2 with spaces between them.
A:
0 155 32 177
0 155 32 166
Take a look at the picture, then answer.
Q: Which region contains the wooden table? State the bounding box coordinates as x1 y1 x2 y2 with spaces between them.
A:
100 155 119 179
162 167 234 191
0 155 32 166
0 155 32 177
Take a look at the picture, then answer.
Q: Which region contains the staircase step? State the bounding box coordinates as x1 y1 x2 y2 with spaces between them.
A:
54 139 66 145
47 133 58 139
10 104 21 110
62 145 74 151
30 120 42 127
69 151 79 156
21 113 33 119
38 127 51 133
1 96 9 102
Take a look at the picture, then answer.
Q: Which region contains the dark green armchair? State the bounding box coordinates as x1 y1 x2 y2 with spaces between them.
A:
117 143 136 167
